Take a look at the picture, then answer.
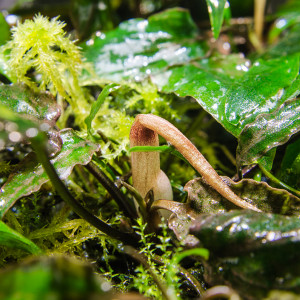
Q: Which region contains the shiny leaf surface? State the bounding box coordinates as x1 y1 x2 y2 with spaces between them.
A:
237 99 300 166
187 210 300 298
0 129 100 219
0 84 62 155
81 8 207 82
184 176 300 215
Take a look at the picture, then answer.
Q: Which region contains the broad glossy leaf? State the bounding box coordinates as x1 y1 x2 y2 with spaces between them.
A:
279 138 300 190
0 256 111 299
237 99 300 166
81 8 207 82
154 55 299 137
82 8 300 165
0 84 60 123
186 210 300 298
0 84 62 154
0 129 100 219
205 0 227 39
184 176 300 215
0 220 42 254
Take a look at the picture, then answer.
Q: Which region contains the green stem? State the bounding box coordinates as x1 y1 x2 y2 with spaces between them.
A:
130 145 189 164
123 245 174 300
119 180 147 222
85 162 137 218
259 164 300 197
30 136 139 246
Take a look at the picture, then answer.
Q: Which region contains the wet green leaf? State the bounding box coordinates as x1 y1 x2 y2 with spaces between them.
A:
0 13 10 46
268 0 300 44
81 8 207 82
205 0 227 39
187 210 300 298
82 9 299 152
237 99 300 167
155 55 299 137
0 84 60 125
0 84 62 154
0 129 100 219
81 8 300 168
0 256 111 299
279 138 300 190
0 220 42 254
184 176 300 215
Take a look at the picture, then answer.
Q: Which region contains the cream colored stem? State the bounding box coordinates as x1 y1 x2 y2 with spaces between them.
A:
134 114 261 212
130 117 173 202
254 0 266 42
130 121 160 198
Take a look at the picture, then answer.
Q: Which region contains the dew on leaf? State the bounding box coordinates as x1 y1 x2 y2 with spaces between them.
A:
9 131 22 142
5 122 18 132
26 128 38 138
276 19 287 29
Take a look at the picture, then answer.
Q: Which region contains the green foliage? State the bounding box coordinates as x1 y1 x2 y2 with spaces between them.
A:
0 1 300 299
205 0 228 39
0 13 10 46
130 218 182 299
81 8 300 167
1 14 91 124
0 220 42 254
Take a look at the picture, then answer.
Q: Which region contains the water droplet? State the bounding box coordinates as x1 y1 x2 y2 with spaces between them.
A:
101 281 111 292
26 127 38 138
216 225 222 231
40 123 51 131
211 0 219 8
223 42 230 51
98 1 107 10
5 122 18 132
5 14 18 26
9 131 22 142
276 18 287 29
86 39 94 46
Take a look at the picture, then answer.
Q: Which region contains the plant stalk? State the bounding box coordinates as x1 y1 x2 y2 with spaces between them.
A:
132 114 261 212
30 136 139 246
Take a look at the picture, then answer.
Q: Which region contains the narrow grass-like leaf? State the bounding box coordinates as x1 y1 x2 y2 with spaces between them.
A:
205 0 227 39
85 83 119 136
0 220 42 254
